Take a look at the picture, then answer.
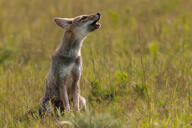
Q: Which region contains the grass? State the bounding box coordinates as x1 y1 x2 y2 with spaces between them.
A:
0 0 192 127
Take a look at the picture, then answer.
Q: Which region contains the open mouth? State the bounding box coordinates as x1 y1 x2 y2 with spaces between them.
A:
90 16 101 28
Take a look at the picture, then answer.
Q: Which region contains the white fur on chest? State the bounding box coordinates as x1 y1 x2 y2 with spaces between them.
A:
68 49 81 57
59 64 77 93
59 64 74 78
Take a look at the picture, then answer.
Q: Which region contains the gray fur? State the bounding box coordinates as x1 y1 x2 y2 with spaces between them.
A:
39 13 101 116
39 33 84 115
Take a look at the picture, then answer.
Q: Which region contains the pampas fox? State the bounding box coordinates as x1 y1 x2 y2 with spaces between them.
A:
39 13 101 115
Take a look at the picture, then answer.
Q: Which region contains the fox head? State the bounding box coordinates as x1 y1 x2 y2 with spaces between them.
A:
54 13 101 39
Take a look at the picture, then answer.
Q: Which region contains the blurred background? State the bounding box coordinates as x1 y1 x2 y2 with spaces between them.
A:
0 0 192 127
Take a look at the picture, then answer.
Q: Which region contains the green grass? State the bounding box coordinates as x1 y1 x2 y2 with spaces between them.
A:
0 0 192 127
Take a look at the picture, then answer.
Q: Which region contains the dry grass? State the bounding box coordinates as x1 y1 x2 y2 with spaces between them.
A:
0 0 192 127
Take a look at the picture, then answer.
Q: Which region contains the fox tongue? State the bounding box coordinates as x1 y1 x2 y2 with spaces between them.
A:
95 23 101 28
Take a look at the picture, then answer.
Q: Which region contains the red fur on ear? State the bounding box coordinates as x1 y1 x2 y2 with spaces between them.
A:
54 18 72 28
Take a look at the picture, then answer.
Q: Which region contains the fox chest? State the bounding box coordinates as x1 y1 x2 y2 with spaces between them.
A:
58 63 81 92
59 63 81 79
59 64 74 78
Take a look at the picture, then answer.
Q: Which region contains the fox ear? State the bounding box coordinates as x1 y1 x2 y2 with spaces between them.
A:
54 18 73 28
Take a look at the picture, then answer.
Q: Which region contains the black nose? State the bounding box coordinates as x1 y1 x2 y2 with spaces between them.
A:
96 13 101 17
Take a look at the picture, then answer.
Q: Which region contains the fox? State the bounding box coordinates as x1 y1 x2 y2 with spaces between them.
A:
38 13 101 116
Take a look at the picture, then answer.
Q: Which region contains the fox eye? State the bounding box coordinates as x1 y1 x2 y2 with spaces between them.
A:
80 16 87 21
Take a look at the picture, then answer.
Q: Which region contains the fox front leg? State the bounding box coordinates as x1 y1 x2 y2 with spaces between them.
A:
59 80 70 111
73 81 80 112
72 58 82 112
72 67 81 112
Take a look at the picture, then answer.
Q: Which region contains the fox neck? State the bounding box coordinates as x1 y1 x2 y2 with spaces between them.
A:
55 30 86 58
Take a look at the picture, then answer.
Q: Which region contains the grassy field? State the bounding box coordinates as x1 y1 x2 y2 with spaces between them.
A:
0 0 192 127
